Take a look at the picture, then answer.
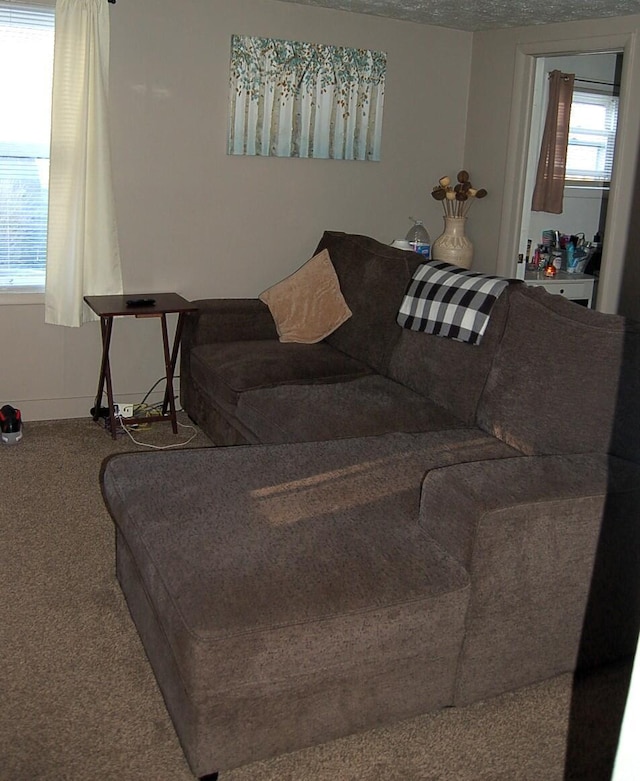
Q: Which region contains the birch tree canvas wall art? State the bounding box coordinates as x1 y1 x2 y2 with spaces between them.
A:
228 35 386 161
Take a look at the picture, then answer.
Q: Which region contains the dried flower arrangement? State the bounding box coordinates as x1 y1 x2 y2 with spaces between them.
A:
431 170 487 218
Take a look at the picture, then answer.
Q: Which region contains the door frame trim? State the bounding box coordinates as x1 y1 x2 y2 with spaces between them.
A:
497 32 640 313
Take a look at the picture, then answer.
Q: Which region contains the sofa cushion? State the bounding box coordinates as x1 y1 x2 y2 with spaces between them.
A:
419 453 640 706
314 232 422 374
190 339 373 413
386 283 513 425
476 285 640 457
101 430 515 773
259 249 352 343
235 374 470 444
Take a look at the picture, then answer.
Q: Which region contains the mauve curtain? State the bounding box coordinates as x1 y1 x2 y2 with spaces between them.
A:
45 0 122 327
531 70 575 214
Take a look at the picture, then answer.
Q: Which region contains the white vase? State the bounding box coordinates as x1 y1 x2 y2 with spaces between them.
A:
431 216 473 269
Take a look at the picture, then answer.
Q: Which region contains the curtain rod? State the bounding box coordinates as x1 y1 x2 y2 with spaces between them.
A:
550 72 616 88
575 77 617 87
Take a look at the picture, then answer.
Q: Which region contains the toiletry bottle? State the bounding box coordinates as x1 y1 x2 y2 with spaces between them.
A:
539 246 550 271
532 246 541 269
565 241 576 272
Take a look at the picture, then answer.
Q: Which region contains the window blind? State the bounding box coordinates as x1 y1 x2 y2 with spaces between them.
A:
0 3 55 290
566 90 619 184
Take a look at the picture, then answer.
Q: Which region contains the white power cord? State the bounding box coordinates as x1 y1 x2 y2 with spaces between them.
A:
115 411 199 450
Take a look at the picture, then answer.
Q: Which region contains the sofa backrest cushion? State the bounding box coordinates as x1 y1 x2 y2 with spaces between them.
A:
386 284 513 425
315 232 421 374
476 285 640 460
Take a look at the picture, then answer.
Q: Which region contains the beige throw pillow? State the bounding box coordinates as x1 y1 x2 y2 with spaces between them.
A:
259 249 352 343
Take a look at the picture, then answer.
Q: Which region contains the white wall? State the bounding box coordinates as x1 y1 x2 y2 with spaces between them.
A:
6 5 640 419
0 0 472 420
464 15 640 314
526 190 602 250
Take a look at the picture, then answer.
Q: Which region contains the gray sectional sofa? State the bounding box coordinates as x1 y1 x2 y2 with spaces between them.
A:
101 231 640 780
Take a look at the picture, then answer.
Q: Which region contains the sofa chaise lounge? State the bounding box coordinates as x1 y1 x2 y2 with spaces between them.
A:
101 231 640 779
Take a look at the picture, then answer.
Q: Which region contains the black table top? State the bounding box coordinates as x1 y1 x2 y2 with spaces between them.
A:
84 292 197 317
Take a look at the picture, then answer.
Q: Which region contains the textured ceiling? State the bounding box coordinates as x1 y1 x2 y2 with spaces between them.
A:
275 0 640 31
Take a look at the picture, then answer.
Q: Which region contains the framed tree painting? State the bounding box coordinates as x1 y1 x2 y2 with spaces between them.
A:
228 35 386 161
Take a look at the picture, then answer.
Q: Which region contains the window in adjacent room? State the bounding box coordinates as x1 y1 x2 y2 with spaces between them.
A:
565 89 619 186
0 3 54 292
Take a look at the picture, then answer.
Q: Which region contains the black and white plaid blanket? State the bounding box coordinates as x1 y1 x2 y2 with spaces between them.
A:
397 260 512 345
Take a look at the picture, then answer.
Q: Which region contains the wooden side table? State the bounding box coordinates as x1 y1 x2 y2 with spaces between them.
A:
84 293 198 439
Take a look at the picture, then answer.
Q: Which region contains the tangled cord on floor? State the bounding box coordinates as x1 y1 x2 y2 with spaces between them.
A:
115 408 198 450
112 376 199 449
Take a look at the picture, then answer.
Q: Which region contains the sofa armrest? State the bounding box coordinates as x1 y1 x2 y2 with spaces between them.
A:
419 453 640 703
183 298 278 349
180 299 279 406
420 453 639 568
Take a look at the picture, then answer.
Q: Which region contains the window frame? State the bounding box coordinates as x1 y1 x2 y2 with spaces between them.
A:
565 88 619 188
0 1 55 298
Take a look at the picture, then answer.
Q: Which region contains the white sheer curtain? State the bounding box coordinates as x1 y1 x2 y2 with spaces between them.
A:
45 0 122 327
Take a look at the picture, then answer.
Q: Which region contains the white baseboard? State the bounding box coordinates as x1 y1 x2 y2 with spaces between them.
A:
8 390 178 422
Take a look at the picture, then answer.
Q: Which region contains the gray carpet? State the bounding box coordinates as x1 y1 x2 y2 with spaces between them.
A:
0 417 627 780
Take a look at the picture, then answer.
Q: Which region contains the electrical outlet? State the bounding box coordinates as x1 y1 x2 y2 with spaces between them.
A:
114 403 134 418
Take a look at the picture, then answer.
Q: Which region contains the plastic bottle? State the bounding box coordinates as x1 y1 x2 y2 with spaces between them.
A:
405 218 431 259
539 245 550 272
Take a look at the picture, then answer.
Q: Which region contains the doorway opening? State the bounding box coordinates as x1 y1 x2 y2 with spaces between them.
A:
519 51 623 305
496 30 640 314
